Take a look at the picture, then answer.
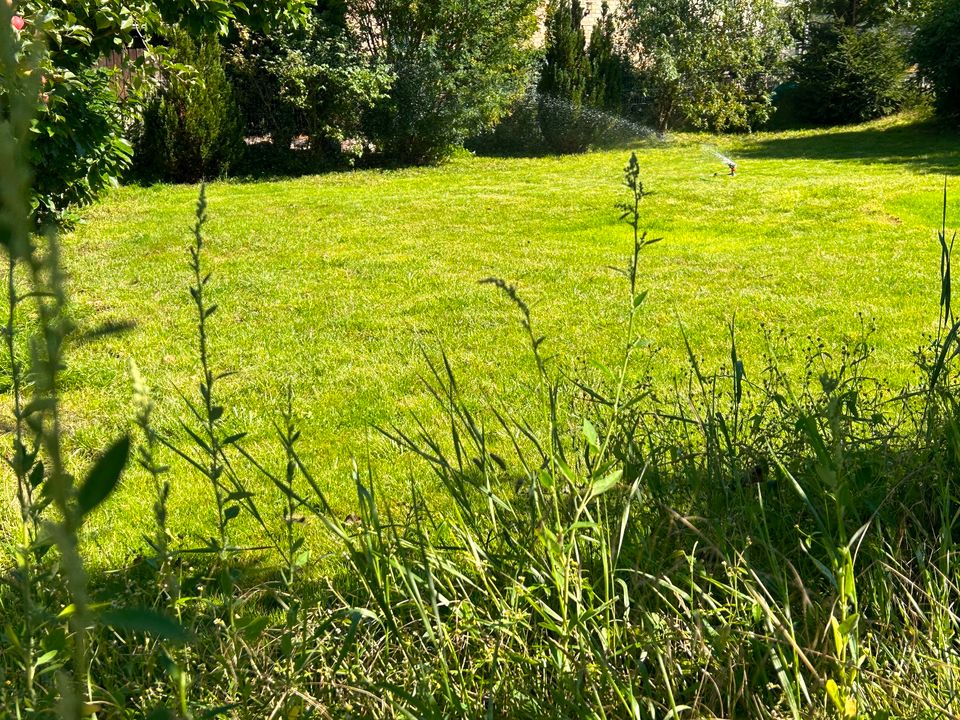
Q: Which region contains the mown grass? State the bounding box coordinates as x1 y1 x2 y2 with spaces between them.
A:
17 112 960 564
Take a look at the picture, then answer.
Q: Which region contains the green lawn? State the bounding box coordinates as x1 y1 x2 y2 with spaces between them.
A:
28 113 960 563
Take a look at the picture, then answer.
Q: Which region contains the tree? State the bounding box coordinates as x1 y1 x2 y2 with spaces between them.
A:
790 0 928 28
911 0 960 121
621 0 789 132
7 0 311 225
133 32 244 183
538 0 589 107
792 20 907 124
352 0 539 164
586 1 624 114
536 0 592 152
536 0 631 153
787 0 917 126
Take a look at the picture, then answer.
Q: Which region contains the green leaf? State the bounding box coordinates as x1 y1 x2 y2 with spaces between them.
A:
29 461 44 488
236 614 270 642
825 678 842 711
33 649 58 668
224 504 241 521
77 435 130 518
582 419 600 449
588 469 622 501
537 469 555 490
101 607 191 645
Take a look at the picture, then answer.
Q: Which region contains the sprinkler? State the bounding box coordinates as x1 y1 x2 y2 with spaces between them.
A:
701 145 739 178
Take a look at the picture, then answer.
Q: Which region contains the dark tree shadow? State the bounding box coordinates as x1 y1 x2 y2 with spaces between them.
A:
739 120 960 176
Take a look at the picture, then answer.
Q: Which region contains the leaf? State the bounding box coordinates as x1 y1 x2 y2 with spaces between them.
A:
236 614 270 642
101 608 191 645
33 649 57 668
29 461 44 488
588 469 622 501
77 435 130 518
58 603 77 619
582 419 600 449
222 432 247 446
825 678 842 711
224 504 241 521
538 469 555 490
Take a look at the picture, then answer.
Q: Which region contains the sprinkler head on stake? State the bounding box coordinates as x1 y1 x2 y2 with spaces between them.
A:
728 162 736 176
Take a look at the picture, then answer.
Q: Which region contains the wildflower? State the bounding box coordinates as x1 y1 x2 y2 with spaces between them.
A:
11 15 24 31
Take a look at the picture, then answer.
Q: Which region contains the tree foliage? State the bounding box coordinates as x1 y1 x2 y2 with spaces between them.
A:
586 2 624 114
353 0 539 164
538 0 589 107
911 0 960 121
7 0 310 225
621 0 789 132
792 21 907 125
790 0 929 27
225 6 389 168
536 0 629 153
133 32 244 183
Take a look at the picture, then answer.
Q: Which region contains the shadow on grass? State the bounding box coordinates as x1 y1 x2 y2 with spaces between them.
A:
740 119 960 175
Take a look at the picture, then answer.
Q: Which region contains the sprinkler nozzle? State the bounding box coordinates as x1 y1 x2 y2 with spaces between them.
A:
727 162 736 176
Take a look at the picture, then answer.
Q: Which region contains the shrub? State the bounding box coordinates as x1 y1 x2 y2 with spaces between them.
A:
355 0 539 165
133 32 244 183
911 0 960 121
225 10 390 171
621 0 788 132
792 21 907 125
466 89 547 156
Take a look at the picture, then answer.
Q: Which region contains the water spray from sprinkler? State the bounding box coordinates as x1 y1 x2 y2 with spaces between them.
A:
702 145 738 177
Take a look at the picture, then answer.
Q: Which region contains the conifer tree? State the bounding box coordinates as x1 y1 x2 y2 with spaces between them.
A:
538 0 589 107
586 1 624 113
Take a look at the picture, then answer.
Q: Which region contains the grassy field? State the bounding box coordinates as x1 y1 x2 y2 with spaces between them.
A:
34 113 960 563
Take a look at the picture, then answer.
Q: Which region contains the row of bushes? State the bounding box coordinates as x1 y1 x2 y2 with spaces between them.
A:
131 0 537 182
9 0 960 204
132 0 960 183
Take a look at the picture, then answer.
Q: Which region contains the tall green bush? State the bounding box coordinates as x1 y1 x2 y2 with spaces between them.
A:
355 0 538 165
538 0 589 108
792 21 907 125
912 0 960 121
586 1 624 114
621 0 788 132
134 32 244 183
536 0 633 153
225 8 389 170
537 0 590 153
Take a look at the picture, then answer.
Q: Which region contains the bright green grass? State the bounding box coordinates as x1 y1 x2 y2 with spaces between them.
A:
16 114 960 564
